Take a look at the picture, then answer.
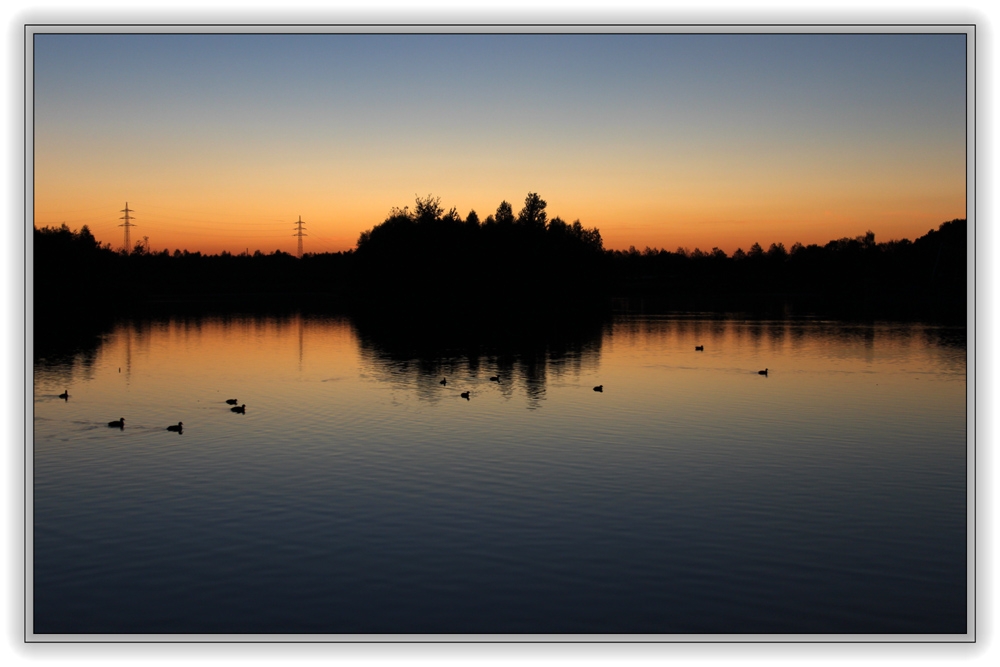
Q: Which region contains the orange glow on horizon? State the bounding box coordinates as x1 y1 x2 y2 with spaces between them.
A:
32 193 966 257
33 132 965 256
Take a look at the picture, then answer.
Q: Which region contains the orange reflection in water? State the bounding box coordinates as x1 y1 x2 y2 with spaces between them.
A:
79 314 364 424
52 313 965 436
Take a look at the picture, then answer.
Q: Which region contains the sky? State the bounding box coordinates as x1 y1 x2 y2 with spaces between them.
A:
31 30 968 256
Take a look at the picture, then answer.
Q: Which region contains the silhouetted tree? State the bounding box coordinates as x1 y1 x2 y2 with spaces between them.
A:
571 220 603 251
517 192 547 230
414 194 443 224
767 242 788 260
495 200 515 226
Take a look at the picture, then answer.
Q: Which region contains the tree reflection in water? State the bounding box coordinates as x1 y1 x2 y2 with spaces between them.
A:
351 306 609 410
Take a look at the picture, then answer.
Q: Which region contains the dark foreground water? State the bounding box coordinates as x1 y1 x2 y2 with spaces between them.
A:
32 309 968 636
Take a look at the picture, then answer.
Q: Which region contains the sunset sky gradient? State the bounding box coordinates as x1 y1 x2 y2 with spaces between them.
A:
32 31 968 255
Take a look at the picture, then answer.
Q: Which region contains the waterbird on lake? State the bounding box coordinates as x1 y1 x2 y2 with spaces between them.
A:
695 345 704 351
225 399 239 405
440 378 447 385
231 404 246 413
166 422 183 432
107 418 125 428
758 368 768 375
58 390 69 399
461 391 470 399
490 376 500 382
594 385 603 392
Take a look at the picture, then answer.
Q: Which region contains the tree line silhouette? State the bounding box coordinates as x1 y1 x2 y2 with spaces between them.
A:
33 192 967 321
353 193 605 306
607 220 966 319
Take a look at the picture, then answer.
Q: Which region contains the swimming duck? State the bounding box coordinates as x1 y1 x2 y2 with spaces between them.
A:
225 399 238 405
695 345 704 351
461 391 470 399
490 375 500 382
440 378 447 385
107 417 125 428
166 422 183 432
58 390 69 399
231 404 246 413
758 368 768 375
594 385 603 392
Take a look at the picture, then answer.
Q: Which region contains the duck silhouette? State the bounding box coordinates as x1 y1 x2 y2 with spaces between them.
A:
225 399 238 405
593 385 603 392
58 390 69 399
440 378 447 386
107 417 125 428
231 404 246 413
461 391 470 400
166 422 183 432
490 375 500 382
758 368 768 375
695 345 704 351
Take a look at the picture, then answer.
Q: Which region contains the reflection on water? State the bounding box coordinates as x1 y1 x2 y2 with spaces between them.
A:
32 309 968 635
353 310 607 410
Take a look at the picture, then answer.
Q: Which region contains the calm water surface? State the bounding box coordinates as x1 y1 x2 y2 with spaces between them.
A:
32 311 968 635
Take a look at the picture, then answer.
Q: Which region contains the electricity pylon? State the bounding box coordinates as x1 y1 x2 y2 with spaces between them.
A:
293 215 307 258
119 202 137 253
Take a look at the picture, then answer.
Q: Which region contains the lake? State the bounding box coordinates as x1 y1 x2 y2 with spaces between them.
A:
31 306 969 636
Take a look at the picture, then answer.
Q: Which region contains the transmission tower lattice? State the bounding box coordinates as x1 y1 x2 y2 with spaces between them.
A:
293 215 307 258
119 202 137 253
